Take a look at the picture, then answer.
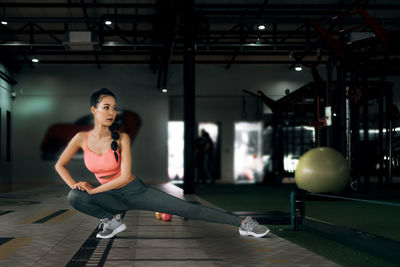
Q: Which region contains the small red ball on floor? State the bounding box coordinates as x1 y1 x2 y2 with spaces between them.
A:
161 213 173 221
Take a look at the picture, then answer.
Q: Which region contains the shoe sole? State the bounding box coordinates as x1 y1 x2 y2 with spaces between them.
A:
96 223 127 239
239 229 270 238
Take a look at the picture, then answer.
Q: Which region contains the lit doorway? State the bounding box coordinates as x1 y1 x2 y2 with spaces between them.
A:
234 122 263 183
168 121 184 181
168 121 220 184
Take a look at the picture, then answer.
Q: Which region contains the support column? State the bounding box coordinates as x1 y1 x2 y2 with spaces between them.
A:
326 58 333 147
385 88 393 185
335 62 346 155
363 91 370 191
351 88 360 191
182 0 195 194
378 93 384 186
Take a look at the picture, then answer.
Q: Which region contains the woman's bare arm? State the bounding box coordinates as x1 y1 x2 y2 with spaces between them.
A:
55 132 84 188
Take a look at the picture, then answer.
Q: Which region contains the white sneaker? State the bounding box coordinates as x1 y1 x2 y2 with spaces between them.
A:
96 216 126 239
239 216 270 238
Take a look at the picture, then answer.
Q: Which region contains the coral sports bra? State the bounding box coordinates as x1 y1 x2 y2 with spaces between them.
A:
83 131 121 184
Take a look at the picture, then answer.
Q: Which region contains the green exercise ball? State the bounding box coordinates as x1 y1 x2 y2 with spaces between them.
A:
295 147 350 193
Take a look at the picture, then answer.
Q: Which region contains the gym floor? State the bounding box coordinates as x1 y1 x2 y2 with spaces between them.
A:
195 182 400 267
0 182 338 267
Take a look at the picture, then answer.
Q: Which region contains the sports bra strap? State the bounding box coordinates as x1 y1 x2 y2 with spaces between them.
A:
85 131 89 150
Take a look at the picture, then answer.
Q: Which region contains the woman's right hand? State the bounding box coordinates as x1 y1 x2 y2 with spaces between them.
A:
72 182 89 191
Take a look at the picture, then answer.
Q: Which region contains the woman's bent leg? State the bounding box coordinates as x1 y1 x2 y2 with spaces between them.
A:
125 186 242 227
68 189 129 219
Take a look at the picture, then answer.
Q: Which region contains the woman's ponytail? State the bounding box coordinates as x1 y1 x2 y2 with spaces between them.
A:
110 121 120 162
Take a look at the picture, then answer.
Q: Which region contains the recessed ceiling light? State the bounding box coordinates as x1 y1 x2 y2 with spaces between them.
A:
162 88 168 93
105 20 112 25
32 57 39 63
294 65 302 71
258 24 266 30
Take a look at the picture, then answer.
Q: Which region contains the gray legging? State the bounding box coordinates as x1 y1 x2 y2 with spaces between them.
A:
68 177 242 227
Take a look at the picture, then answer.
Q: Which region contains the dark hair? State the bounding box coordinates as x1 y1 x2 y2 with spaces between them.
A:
90 88 120 162
90 88 116 108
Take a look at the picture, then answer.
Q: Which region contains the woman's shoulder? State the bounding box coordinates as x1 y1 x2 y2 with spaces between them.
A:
118 132 131 147
70 131 88 147
75 131 89 139
119 132 130 141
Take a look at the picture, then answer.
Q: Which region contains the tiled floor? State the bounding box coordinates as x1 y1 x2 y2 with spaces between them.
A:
0 182 339 266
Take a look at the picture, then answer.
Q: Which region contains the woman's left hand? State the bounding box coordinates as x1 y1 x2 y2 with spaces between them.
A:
80 182 95 195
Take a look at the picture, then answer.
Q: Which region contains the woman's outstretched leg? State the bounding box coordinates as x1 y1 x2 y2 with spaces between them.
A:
121 178 270 238
125 186 243 227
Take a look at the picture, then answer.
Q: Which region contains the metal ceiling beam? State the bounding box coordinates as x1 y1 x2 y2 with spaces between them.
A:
104 24 134 44
2 51 327 57
279 23 308 44
208 24 241 44
0 3 399 10
133 7 138 43
225 0 270 68
0 29 322 37
5 16 399 25
31 22 63 44
0 3 155 8
0 23 30 44
1 2 398 67
196 4 400 10
197 10 345 16
0 42 323 49
9 60 328 64
3 16 154 23
80 0 91 30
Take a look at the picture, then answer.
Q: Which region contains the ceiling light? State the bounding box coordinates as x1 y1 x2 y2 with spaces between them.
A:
162 88 168 93
1 20 7 25
32 57 39 63
258 24 266 30
294 64 302 71
105 19 112 25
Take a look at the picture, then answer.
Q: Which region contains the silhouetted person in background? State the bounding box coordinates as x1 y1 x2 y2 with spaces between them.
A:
195 135 205 185
197 129 214 185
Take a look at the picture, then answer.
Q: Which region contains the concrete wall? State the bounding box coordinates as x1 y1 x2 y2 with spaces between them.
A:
0 63 13 192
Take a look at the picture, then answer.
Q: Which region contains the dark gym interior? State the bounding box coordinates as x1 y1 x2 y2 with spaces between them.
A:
0 1 400 266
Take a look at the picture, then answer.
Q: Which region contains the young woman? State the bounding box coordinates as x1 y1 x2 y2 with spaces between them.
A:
55 88 270 239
